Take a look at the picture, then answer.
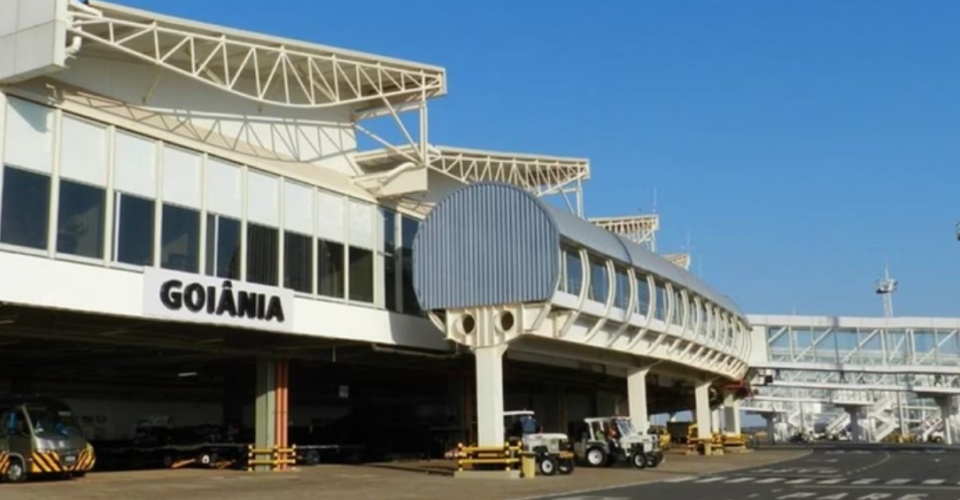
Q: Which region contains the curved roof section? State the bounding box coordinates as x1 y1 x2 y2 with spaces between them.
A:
412 182 746 320
413 183 561 311
542 203 746 319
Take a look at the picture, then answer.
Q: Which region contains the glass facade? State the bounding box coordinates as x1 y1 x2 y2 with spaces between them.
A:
635 274 651 317
0 96 424 316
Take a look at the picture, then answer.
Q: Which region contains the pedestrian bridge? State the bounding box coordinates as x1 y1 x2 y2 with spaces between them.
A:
743 315 960 444
412 182 752 446
413 182 751 380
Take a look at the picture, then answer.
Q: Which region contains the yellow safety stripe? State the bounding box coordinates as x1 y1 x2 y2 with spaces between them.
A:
30 451 62 474
0 451 9 475
76 449 96 472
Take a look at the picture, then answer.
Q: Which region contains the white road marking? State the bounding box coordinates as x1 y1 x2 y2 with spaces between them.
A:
725 477 757 483
785 478 814 484
921 478 946 485
694 476 729 483
755 477 785 484
851 479 879 485
817 478 845 484
662 476 695 483
886 479 911 485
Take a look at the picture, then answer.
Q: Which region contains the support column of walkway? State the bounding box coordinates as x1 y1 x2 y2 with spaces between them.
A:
694 380 714 454
838 405 875 442
474 345 507 447
934 395 960 445
722 392 741 435
254 357 289 471
627 366 650 433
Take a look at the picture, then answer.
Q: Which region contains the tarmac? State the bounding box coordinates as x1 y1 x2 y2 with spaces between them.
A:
0 448 808 500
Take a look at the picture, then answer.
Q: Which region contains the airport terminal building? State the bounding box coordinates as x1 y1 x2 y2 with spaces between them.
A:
0 0 754 474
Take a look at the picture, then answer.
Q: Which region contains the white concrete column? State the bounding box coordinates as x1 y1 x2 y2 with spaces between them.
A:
844 407 875 442
694 381 713 441
723 393 741 435
935 395 960 445
764 415 776 444
711 408 722 433
627 367 650 433
474 345 507 447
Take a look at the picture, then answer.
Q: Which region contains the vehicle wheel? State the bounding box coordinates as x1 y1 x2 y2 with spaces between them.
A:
585 447 607 467
4 457 26 483
558 458 575 475
631 452 648 469
71 471 87 479
645 452 663 468
538 456 559 476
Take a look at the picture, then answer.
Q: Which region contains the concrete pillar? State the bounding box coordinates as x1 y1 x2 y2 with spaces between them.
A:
711 408 722 433
764 415 776 444
474 345 507 446
627 367 649 433
254 358 289 471
843 406 874 442
723 393 741 435
694 381 713 441
935 395 960 445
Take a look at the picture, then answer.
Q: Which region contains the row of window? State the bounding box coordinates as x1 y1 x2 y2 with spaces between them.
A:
0 95 423 315
559 246 743 353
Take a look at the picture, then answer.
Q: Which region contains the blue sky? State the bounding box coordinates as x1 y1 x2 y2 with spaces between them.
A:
125 0 960 318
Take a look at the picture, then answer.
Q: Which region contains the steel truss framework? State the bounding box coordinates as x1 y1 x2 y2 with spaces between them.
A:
60 0 446 204
67 1 446 109
589 215 660 252
353 145 591 216
744 317 960 441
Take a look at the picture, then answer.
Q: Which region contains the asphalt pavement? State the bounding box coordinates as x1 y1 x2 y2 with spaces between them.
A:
534 447 960 500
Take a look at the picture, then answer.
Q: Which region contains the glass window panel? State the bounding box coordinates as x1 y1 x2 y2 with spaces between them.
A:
348 246 374 303
563 248 583 295
114 193 154 266
317 238 345 298
246 223 279 286
160 204 201 273
205 214 241 279
381 208 398 311
56 179 105 258
284 231 313 293
589 256 608 303
635 275 650 316
400 216 421 315
0 166 50 249
653 281 668 320
614 267 630 310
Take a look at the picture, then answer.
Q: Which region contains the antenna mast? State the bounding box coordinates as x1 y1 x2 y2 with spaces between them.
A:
875 258 898 318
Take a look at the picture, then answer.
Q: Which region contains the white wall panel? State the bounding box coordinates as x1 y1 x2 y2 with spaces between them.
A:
3 97 53 173
113 131 156 198
316 189 344 242
59 115 107 186
283 179 313 235
205 157 242 218
246 169 279 226
0 250 446 351
161 144 201 208
347 199 375 249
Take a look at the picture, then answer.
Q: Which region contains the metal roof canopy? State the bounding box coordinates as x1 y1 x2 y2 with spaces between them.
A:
413 182 746 321
354 144 591 213
70 0 447 108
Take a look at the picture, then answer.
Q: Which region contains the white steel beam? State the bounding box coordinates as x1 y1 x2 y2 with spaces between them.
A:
67 1 446 109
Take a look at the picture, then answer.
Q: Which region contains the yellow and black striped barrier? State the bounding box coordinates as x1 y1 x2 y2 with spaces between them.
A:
29 446 96 475
455 442 521 472
0 451 9 476
246 445 297 472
